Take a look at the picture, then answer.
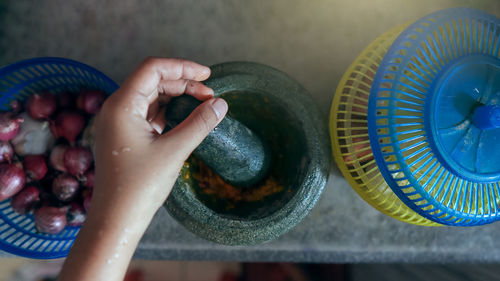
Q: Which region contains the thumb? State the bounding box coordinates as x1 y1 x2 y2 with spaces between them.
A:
159 97 228 160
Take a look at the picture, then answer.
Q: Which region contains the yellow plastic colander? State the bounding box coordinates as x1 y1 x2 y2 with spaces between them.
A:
332 8 500 227
330 24 439 226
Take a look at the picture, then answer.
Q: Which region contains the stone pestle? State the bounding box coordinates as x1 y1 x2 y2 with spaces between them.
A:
164 95 271 188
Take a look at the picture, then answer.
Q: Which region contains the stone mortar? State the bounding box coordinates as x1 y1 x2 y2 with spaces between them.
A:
164 62 331 245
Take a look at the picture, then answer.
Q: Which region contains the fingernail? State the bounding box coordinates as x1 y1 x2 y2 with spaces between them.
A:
211 98 228 119
201 67 211 78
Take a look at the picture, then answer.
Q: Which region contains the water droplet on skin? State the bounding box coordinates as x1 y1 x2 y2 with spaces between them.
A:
122 147 131 152
112 150 119 156
120 238 129 245
124 228 130 233
107 259 112 264
114 253 120 258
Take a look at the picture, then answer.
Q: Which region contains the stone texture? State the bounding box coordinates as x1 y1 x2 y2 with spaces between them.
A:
164 62 330 245
164 95 270 187
1 0 500 262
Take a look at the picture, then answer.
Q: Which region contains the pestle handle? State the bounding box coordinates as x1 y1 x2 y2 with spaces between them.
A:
164 95 271 188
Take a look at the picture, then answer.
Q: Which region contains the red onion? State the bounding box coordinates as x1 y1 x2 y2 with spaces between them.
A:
34 206 67 234
0 141 14 163
49 122 58 139
11 186 40 214
77 90 105 114
0 112 23 141
52 111 85 143
64 147 93 176
52 173 80 202
81 169 95 188
67 202 86 226
26 92 57 120
0 163 26 201
58 91 76 108
49 145 68 172
79 117 95 150
23 155 48 181
83 189 92 212
10 100 23 114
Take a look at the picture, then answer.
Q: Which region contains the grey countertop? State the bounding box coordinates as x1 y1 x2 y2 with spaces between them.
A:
1 0 500 262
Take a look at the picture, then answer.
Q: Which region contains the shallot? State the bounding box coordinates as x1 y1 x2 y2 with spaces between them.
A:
79 117 95 153
11 186 40 214
82 169 95 188
83 189 92 212
49 145 68 172
76 90 106 114
0 112 23 141
26 92 56 120
52 173 79 202
67 202 86 226
23 155 48 181
64 147 93 176
77 90 105 114
0 163 26 201
52 111 85 143
0 141 14 163
34 206 67 234
2 88 108 233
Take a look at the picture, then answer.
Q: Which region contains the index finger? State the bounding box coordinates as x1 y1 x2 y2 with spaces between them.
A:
119 57 211 101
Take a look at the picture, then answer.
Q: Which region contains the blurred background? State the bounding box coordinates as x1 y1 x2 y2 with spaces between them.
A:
2 0 499 117
1 0 500 280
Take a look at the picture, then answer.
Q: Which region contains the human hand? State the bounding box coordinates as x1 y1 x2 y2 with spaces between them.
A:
58 57 228 281
92 57 228 216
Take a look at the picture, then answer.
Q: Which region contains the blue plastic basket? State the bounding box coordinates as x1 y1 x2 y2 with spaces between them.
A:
0 57 118 258
369 8 500 226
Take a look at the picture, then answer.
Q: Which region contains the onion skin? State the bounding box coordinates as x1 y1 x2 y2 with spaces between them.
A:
83 189 92 212
23 155 48 181
0 112 23 141
77 90 105 114
67 202 86 226
79 118 95 153
0 142 14 163
52 173 80 202
81 169 94 188
49 145 68 172
34 206 67 234
26 92 57 120
11 113 55 156
64 147 93 177
52 111 85 143
0 163 26 201
11 186 40 214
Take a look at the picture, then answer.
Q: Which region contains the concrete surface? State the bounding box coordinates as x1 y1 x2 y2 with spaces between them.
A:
1 0 500 262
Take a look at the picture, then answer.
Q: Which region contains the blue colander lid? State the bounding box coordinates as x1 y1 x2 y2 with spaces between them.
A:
368 8 500 226
431 55 500 181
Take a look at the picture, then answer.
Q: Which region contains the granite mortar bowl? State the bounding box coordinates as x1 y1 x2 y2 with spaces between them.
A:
164 62 330 245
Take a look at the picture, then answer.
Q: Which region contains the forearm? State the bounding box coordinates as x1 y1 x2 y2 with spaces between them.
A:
57 187 157 281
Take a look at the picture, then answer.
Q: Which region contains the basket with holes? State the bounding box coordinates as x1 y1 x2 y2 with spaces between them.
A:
330 8 500 226
0 57 118 258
